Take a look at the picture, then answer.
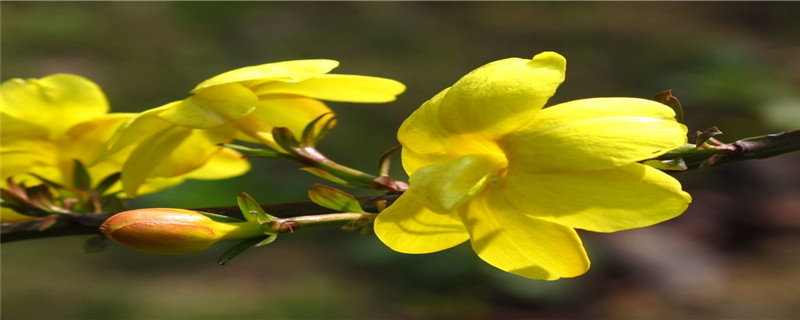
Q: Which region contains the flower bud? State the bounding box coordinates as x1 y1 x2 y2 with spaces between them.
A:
100 208 261 254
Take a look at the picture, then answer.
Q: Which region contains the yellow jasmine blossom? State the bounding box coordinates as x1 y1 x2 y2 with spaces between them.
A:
103 59 405 197
0 74 247 220
374 52 692 280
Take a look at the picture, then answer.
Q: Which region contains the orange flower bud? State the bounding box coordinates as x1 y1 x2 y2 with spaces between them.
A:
100 208 261 254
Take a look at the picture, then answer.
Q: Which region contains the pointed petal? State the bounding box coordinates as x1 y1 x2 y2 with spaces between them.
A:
374 191 469 254
149 126 237 178
438 52 566 135
502 98 688 172
101 104 175 159
121 126 192 197
252 74 405 103
500 163 691 232
409 154 506 214
192 60 339 92
460 193 590 280
1 74 109 136
159 83 259 128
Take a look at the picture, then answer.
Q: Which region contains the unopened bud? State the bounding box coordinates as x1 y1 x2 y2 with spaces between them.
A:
100 208 261 254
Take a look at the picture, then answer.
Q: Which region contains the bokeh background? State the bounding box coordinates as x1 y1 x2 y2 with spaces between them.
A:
2 2 799 319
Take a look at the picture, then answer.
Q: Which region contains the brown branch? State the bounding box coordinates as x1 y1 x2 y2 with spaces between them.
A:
0 194 399 243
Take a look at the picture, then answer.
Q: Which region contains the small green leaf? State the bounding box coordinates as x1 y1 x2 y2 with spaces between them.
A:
300 167 351 186
222 143 286 159
28 173 66 190
301 113 335 147
236 192 278 223
313 114 337 146
338 217 371 234
217 237 263 265
654 89 685 124
377 145 402 177
272 127 300 152
643 159 688 171
72 159 92 191
696 126 723 147
93 172 121 195
308 184 364 213
253 234 278 247
197 211 246 223
84 234 111 254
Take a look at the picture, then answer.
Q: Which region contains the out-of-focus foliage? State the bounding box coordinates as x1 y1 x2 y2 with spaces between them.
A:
2 2 799 319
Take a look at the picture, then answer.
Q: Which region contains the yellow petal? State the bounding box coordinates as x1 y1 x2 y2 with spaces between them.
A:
252 74 405 103
192 60 339 92
0 112 49 140
101 104 175 159
159 83 259 128
409 154 506 214
437 52 566 135
459 193 590 280
502 98 688 172
183 145 250 180
397 89 498 174
247 95 333 138
149 126 237 178
0 74 108 136
65 113 133 165
499 163 691 232
121 125 192 197
1 207 35 222
374 191 469 254
0 140 57 180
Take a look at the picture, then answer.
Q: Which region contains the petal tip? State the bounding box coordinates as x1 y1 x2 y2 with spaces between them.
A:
531 51 566 71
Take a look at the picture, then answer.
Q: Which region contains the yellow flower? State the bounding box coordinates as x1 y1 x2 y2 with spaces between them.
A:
0 74 247 220
374 52 692 280
103 59 405 197
100 208 262 254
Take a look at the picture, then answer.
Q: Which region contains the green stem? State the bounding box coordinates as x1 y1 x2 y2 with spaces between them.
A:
263 212 376 233
655 129 800 170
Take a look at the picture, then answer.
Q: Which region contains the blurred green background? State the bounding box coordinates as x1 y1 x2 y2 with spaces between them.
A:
2 2 799 319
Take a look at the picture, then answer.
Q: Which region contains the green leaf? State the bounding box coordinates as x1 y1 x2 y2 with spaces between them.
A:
338 217 371 234
377 145 402 176
197 211 246 223
217 237 263 265
72 159 92 191
93 172 121 195
308 184 364 213
27 173 66 190
696 126 723 147
84 234 111 254
301 113 336 147
272 127 300 152
642 159 688 171
313 114 337 146
222 143 286 159
253 234 278 247
236 192 277 223
654 89 685 124
299 167 351 186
